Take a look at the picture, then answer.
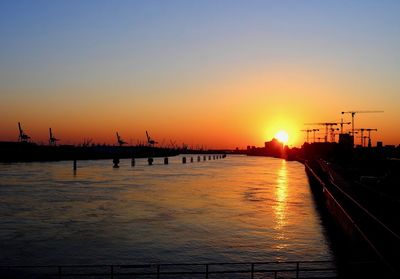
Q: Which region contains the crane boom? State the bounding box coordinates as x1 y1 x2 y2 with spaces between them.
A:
49 128 60 146
341 110 384 114
116 132 126 146
17 122 30 142
146 131 157 146
341 110 383 143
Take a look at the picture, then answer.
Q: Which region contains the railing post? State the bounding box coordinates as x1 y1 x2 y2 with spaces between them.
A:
205 264 209 279
274 270 277 279
110 265 114 279
58 266 62 278
296 262 299 279
251 263 254 279
157 264 160 279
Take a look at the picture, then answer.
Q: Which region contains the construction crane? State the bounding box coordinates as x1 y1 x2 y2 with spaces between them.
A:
353 129 365 147
301 129 313 143
341 110 383 137
305 122 338 142
82 138 93 147
116 132 126 146
18 122 30 142
312 129 319 143
329 128 340 142
146 131 157 146
354 133 367 147
301 129 321 143
49 128 60 146
365 128 378 147
354 128 378 147
339 118 351 134
170 140 177 149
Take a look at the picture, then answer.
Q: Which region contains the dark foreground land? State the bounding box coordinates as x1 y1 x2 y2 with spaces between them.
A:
299 143 400 278
0 141 180 162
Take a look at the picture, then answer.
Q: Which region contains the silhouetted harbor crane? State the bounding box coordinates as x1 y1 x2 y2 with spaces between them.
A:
2 126 181 162
116 132 126 146
49 128 59 146
17 122 30 142
146 131 157 146
170 140 177 149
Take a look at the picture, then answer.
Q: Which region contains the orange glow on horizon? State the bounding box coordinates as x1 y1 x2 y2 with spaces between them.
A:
0 67 398 148
1 1 400 149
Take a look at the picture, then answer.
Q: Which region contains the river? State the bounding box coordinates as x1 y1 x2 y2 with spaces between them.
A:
0 155 334 266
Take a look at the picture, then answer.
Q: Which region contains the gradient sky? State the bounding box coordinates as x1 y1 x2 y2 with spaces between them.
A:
1 0 399 148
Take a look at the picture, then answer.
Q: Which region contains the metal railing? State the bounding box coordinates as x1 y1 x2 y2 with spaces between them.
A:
0 260 337 278
305 160 400 277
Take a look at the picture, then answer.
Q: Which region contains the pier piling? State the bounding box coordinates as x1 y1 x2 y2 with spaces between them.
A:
131 158 135 167
164 157 169 165
148 158 153 165
182 157 186 164
73 160 77 170
113 158 120 168
190 157 193 163
197 156 201 162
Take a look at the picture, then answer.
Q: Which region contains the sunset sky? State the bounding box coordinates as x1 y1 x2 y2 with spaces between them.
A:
1 0 399 148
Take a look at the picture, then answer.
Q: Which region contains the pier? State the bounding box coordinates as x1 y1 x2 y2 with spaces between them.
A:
68 154 227 170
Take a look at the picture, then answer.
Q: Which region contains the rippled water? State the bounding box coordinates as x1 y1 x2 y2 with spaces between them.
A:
0 155 334 265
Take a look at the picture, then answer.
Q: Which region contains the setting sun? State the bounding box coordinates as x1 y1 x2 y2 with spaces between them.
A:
275 130 289 144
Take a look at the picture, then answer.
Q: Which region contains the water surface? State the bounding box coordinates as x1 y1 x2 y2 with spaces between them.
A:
0 155 333 265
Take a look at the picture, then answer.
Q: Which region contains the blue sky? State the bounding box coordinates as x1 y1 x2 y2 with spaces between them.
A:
1 0 399 146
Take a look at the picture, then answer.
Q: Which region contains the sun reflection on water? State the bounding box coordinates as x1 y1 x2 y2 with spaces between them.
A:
273 160 289 247
0 156 334 264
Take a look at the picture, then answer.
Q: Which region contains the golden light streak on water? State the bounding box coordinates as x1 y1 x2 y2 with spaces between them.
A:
0 156 334 265
273 160 289 251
